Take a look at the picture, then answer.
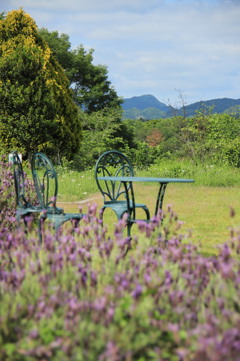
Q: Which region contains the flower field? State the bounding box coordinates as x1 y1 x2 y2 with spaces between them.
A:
0 205 240 360
0 156 240 360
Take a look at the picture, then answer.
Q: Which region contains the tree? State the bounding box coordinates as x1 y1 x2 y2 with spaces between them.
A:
181 105 240 165
175 89 187 118
38 28 123 113
146 128 163 147
0 9 82 160
72 107 135 170
37 28 73 73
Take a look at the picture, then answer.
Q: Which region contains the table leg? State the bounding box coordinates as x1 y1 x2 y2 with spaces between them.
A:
122 181 135 218
155 183 168 215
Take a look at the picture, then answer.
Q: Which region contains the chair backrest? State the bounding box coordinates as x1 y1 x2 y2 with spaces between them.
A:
31 152 58 210
94 150 134 202
12 151 29 209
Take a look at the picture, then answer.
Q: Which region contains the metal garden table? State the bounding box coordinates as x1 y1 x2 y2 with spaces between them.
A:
98 176 195 217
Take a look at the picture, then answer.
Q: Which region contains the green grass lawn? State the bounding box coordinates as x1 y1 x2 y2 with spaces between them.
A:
57 175 240 256
161 184 240 255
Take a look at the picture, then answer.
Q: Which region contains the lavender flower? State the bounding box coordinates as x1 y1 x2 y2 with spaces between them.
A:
0 194 239 361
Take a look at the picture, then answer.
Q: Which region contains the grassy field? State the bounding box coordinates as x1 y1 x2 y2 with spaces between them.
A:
56 171 240 256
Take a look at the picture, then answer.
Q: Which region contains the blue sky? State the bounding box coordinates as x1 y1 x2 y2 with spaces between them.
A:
2 0 240 106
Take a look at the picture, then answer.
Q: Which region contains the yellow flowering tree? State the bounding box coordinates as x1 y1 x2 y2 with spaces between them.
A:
0 9 81 160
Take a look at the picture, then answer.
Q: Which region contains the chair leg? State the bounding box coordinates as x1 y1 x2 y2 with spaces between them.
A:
40 216 82 243
143 206 151 220
99 207 106 226
17 212 33 235
127 220 133 237
121 221 132 256
38 216 63 244
38 216 45 244
100 206 106 217
70 218 81 232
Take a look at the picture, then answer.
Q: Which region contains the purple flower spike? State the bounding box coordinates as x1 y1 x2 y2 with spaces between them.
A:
132 284 142 299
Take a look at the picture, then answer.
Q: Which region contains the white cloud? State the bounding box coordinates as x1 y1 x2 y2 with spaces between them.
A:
2 0 240 104
4 0 163 13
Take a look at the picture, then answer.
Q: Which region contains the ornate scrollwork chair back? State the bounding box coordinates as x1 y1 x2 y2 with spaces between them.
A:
95 150 134 204
13 151 28 209
31 152 60 213
12 151 40 223
31 152 84 233
95 150 150 235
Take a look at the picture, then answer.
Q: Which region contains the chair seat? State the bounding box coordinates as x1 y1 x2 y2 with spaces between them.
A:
104 200 148 209
16 206 42 220
43 206 64 215
103 200 150 220
41 212 84 231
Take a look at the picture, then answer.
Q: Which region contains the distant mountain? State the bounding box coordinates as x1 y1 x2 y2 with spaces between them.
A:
123 94 169 111
122 95 240 119
182 98 240 117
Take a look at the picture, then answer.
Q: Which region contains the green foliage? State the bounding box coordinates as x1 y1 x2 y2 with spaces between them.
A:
182 112 240 165
141 158 240 187
38 28 73 71
71 46 122 112
125 110 240 170
39 28 122 113
130 142 154 169
0 12 6 20
66 108 135 171
224 104 240 117
124 116 184 166
123 107 166 120
0 9 81 160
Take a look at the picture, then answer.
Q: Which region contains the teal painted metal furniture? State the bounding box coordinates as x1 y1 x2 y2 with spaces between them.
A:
98 175 195 236
31 152 84 234
95 150 150 230
12 150 41 225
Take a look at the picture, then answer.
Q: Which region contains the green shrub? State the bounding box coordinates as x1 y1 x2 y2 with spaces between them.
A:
140 159 240 187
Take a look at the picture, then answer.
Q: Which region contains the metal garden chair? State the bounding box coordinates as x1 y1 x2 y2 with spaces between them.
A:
94 150 150 235
31 152 84 233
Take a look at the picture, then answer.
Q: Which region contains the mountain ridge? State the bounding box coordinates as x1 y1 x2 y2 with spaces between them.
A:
123 94 169 111
122 94 240 119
